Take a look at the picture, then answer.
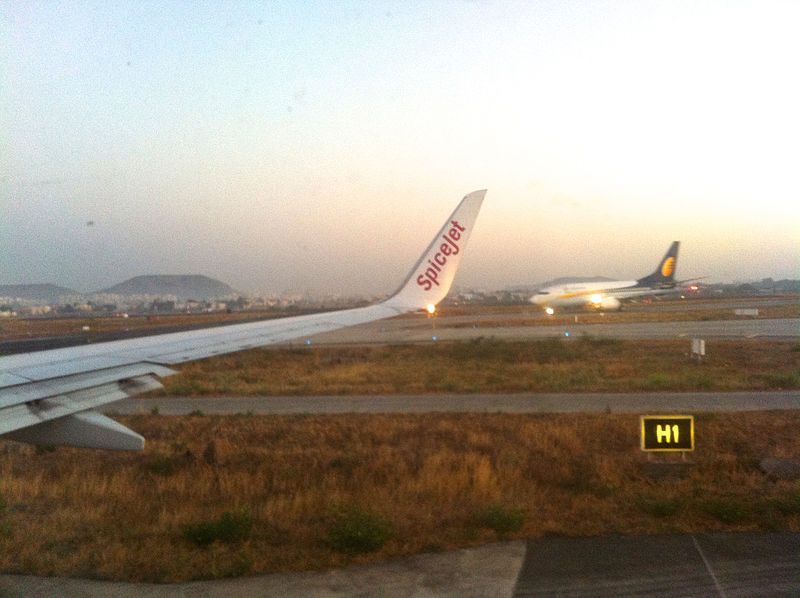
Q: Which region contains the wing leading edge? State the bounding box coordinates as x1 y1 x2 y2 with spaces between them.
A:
0 190 486 450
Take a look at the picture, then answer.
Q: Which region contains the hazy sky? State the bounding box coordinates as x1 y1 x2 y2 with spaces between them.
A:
2 1 798 295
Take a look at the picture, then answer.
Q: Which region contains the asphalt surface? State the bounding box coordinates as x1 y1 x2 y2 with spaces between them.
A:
107 391 800 416
514 533 800 597
3 317 795 356
2 533 797 597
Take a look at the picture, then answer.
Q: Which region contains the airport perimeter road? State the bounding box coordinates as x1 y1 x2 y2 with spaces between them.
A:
108 390 800 416
3 533 797 597
299 317 800 345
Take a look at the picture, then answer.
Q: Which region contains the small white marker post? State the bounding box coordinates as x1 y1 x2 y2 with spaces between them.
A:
641 415 695 467
691 338 705 364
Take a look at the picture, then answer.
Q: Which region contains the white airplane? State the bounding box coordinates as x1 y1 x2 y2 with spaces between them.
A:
0 190 485 450
531 241 686 313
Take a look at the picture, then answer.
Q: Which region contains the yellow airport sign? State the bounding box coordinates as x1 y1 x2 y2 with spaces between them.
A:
641 415 694 451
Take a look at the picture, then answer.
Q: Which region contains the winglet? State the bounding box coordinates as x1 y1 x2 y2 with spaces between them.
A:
383 190 485 311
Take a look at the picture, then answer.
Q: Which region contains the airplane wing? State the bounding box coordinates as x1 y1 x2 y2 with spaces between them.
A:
676 277 708 285
0 190 486 450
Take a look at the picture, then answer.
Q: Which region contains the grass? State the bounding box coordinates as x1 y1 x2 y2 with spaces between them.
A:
1 412 799 582
153 338 800 396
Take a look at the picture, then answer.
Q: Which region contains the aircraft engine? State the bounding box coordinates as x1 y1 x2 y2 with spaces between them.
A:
599 297 621 311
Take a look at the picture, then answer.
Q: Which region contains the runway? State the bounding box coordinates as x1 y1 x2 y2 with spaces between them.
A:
107 390 800 416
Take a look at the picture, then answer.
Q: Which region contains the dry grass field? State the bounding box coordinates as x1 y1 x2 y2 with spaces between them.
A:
156 338 800 396
1 412 798 582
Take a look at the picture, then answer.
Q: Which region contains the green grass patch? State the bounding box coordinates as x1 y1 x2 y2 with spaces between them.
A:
0 494 9 540
143 454 187 477
637 497 682 518
475 504 525 537
644 372 671 390
577 334 624 349
699 497 751 524
183 510 253 547
761 371 800 389
326 506 392 554
767 494 800 516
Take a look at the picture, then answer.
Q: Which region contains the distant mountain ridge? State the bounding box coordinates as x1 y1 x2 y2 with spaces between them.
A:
0 284 79 302
99 275 237 300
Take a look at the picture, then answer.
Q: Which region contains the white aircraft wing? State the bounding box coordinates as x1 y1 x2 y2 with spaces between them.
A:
0 190 485 450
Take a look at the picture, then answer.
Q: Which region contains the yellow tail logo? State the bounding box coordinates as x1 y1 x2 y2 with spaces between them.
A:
661 257 675 278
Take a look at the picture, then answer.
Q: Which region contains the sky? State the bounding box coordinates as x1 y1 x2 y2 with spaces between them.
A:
2 0 798 295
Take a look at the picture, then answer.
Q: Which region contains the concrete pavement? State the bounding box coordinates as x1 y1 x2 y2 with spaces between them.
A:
0 541 526 597
2 533 797 597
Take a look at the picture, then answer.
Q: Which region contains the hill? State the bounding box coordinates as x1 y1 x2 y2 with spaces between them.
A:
0 284 79 303
100 275 237 300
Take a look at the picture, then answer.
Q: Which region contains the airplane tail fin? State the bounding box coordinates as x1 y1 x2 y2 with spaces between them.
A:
383 190 485 311
637 241 680 287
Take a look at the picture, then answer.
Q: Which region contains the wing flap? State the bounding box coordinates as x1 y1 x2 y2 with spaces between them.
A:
0 363 176 408
0 374 163 436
